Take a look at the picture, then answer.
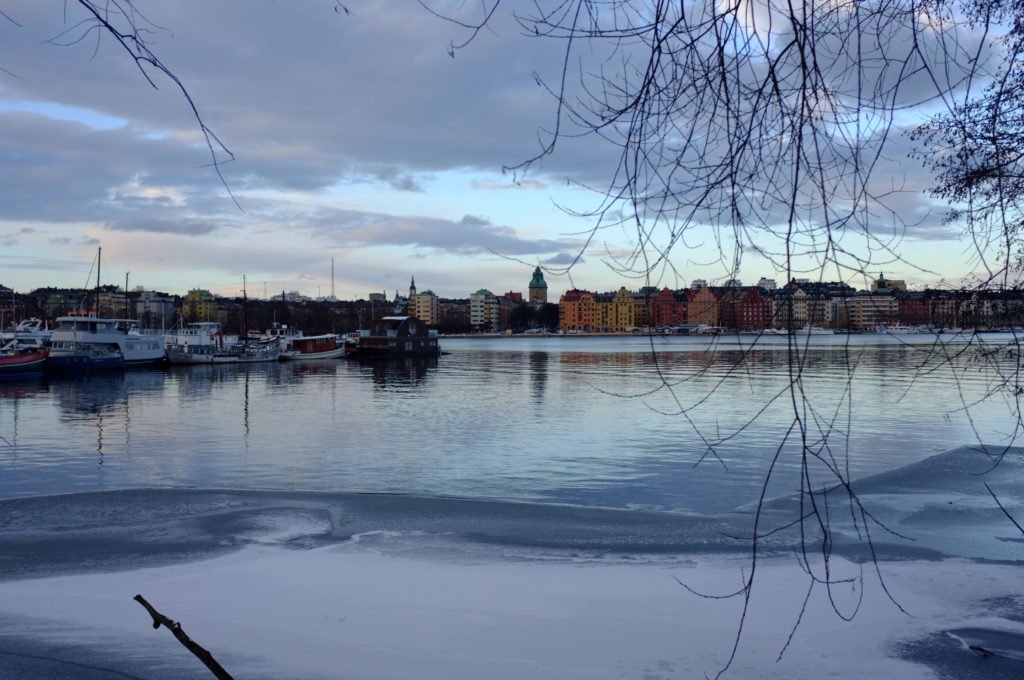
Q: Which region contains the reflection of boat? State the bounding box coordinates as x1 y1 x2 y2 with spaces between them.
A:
280 334 345 360
345 316 440 358
0 342 49 376
48 315 165 370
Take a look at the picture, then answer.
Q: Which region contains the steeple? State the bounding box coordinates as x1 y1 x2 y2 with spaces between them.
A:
528 266 548 305
409 276 417 299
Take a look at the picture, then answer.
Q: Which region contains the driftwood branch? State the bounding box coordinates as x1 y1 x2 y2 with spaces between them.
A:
133 594 234 680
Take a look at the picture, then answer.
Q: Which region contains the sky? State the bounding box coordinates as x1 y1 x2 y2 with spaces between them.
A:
0 1 1000 300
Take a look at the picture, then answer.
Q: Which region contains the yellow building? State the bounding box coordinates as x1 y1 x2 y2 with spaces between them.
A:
411 290 440 326
182 289 218 323
609 287 636 330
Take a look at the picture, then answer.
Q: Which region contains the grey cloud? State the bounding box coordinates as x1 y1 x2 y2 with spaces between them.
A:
543 252 583 266
473 179 549 190
106 217 222 236
309 208 579 257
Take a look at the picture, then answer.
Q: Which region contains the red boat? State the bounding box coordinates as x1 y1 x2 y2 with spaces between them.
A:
0 344 49 376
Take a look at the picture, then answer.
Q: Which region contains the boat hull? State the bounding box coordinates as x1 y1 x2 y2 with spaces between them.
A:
0 349 49 376
280 347 346 361
167 343 280 364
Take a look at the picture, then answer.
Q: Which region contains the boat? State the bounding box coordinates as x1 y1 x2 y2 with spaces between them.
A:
167 337 280 364
0 341 49 377
164 321 227 351
794 325 834 335
0 318 52 350
280 334 345 360
251 322 304 351
345 315 440 359
877 323 924 335
47 314 165 370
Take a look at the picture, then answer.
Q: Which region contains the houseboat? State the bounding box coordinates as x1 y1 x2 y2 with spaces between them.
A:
345 316 440 359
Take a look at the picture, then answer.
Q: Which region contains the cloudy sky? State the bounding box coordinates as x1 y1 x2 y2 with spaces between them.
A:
0 1 992 299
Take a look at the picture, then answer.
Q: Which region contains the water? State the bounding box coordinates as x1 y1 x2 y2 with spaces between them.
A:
0 334 1019 514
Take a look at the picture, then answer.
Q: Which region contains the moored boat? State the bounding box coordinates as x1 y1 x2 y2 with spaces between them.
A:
280 334 344 360
47 314 164 370
0 318 52 350
167 338 280 364
0 342 49 377
345 315 440 359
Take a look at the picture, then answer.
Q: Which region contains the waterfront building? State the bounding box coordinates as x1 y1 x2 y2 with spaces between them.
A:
871 273 907 293
610 287 637 330
928 290 964 329
183 289 218 323
720 287 772 330
470 289 500 331
136 290 176 329
837 293 898 330
528 267 548 306
639 287 686 328
410 289 440 326
686 286 720 326
897 292 929 327
559 289 597 331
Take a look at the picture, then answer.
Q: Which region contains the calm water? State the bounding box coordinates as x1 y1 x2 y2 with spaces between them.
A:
0 334 1019 513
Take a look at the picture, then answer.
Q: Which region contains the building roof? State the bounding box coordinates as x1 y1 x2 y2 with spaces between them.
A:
529 266 548 289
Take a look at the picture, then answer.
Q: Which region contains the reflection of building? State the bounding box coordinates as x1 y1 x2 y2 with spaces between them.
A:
183 289 218 322
528 267 548 306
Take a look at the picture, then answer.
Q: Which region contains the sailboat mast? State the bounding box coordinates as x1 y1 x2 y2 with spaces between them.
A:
95 246 102 315
242 274 248 337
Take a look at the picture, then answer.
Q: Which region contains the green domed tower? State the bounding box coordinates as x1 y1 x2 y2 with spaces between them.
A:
528 266 548 306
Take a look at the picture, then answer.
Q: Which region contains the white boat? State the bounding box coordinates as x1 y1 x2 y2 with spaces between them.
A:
167 338 280 364
280 334 344 360
250 323 304 351
48 315 165 370
0 317 52 350
795 325 834 335
164 321 227 350
878 324 924 335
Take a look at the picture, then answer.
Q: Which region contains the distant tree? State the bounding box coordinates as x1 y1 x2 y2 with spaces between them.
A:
537 302 560 331
509 302 535 331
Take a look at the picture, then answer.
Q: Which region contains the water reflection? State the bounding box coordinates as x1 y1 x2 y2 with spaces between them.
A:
529 351 548 404
357 356 438 389
0 339 1018 511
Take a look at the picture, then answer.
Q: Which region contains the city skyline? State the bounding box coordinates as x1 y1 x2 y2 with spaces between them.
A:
0 3 991 299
